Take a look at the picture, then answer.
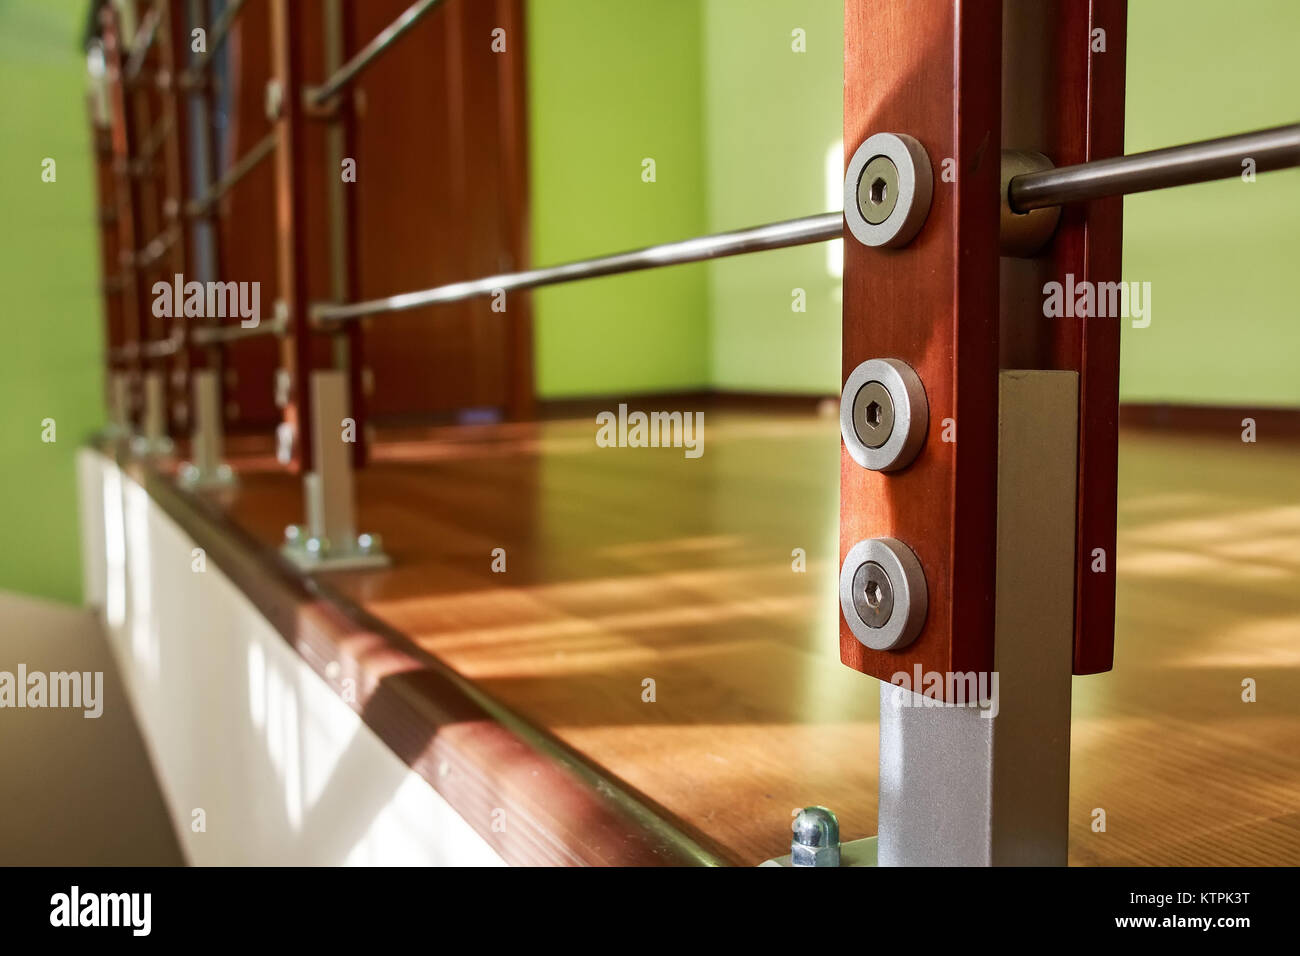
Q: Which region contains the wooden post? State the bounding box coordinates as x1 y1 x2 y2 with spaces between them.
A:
839 0 1126 690
101 5 146 429
840 0 1004 687
270 0 315 474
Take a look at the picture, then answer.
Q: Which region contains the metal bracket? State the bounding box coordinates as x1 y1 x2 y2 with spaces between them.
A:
104 372 133 440
129 370 174 457
178 368 236 490
281 369 388 572
760 837 879 868
876 370 1079 866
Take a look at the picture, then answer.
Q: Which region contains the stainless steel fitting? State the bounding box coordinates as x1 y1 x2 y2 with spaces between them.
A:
840 358 928 472
840 537 928 651
844 132 933 248
791 806 841 867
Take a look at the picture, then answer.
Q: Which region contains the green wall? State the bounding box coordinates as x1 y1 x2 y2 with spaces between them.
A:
687 0 1300 402
526 0 709 397
0 0 104 604
703 0 843 393
1121 0 1300 406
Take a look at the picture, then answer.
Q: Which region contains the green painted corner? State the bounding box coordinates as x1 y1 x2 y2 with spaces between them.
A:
0 0 105 605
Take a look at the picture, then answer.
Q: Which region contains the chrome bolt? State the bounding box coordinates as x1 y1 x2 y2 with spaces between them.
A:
791 806 841 868
858 155 900 225
851 561 894 628
852 380 895 449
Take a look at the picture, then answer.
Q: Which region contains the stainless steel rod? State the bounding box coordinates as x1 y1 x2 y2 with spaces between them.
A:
313 124 1297 326
1009 124 1300 212
124 7 162 80
305 0 447 106
186 129 278 216
191 317 286 346
313 212 844 325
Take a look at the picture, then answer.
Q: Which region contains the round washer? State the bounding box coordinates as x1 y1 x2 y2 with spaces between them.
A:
843 132 934 248
840 358 928 472
839 537 928 651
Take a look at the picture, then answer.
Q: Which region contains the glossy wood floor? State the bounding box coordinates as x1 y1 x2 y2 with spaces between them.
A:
219 408 1300 866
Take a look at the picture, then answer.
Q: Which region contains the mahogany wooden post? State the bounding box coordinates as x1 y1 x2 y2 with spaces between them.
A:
157 0 193 434
840 0 1003 688
87 55 125 428
325 0 371 467
840 0 1126 691
270 0 315 474
101 5 146 431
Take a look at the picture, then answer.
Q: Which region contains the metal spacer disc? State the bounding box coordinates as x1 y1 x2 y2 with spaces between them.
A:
840 358 928 472
840 537 928 651
844 132 934 248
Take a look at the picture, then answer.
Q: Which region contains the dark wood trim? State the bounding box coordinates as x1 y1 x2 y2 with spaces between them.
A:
101 445 732 866
1120 403 1300 440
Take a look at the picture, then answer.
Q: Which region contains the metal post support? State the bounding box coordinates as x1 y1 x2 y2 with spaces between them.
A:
877 370 1079 866
178 369 235 489
131 369 174 457
281 370 387 571
105 372 132 439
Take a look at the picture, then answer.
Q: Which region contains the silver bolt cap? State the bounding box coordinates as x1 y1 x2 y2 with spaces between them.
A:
791 806 841 867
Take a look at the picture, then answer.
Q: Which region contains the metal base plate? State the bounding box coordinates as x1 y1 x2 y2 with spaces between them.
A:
281 525 390 572
130 435 175 458
759 836 878 868
177 461 238 491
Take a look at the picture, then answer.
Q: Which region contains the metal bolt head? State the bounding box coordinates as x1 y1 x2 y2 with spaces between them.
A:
264 80 283 121
852 380 895 449
851 561 894 628
858 155 900 225
791 806 841 868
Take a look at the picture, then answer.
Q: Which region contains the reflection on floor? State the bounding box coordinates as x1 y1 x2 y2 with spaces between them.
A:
0 590 184 865
220 409 1300 866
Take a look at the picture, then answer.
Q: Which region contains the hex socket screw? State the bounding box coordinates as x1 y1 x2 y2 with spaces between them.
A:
839 537 928 651
844 132 934 248
840 358 928 472
791 806 841 867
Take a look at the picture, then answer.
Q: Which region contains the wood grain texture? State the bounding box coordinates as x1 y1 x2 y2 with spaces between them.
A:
346 0 529 422
1048 0 1127 675
131 410 1300 866
840 0 1003 688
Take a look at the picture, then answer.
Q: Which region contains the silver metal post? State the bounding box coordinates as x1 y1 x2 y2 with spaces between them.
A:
304 0 448 106
1009 123 1300 212
282 370 387 571
178 369 235 489
131 370 174 457
877 370 1078 866
106 372 132 439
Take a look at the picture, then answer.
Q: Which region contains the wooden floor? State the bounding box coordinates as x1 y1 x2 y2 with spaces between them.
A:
217 408 1300 866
